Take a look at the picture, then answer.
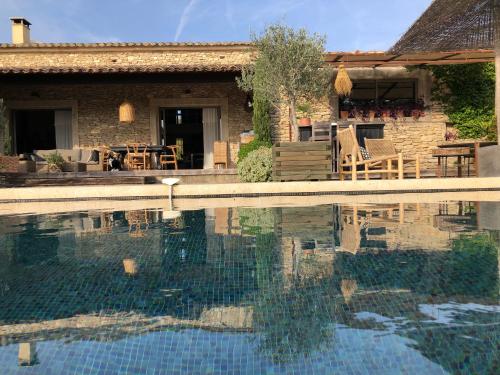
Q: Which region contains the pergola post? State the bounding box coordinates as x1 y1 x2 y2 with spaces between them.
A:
495 0 500 144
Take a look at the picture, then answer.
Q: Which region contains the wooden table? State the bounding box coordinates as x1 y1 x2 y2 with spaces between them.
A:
110 145 168 170
432 147 471 177
436 141 496 177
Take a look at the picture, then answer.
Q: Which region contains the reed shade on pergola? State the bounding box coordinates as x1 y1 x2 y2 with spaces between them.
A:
390 0 500 144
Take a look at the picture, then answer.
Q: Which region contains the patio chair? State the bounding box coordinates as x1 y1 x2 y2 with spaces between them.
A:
337 125 404 180
339 206 361 255
126 143 149 170
214 141 228 169
365 138 421 179
159 145 178 170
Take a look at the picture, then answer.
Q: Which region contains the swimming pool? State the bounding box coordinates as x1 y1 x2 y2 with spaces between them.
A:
0 202 498 374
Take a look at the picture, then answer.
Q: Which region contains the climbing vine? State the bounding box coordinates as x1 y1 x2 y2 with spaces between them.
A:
429 63 496 140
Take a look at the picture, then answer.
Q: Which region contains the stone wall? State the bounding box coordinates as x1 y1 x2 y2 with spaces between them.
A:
0 45 255 72
0 78 252 166
0 156 18 172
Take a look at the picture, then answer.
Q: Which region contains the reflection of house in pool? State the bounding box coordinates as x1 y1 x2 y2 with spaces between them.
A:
0 204 498 373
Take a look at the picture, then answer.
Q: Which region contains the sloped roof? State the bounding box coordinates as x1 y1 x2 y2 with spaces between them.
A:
0 41 253 75
390 0 494 54
0 65 245 74
0 41 252 50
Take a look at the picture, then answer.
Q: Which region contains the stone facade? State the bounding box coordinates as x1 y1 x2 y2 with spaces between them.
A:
0 156 18 172
0 77 252 166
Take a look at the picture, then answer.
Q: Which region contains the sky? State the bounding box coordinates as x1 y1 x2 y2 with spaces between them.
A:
0 0 433 51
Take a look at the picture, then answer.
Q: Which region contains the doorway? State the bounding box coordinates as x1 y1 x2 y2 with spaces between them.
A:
159 107 221 169
13 109 73 154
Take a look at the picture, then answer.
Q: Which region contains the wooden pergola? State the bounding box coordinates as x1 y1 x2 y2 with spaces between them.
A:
324 1 500 145
324 49 494 67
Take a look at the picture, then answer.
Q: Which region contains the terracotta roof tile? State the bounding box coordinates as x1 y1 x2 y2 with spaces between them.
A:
0 64 245 74
0 41 253 49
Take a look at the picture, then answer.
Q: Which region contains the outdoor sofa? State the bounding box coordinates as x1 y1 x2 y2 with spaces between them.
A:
32 148 102 172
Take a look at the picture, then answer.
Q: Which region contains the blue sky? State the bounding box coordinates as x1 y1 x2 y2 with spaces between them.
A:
0 0 433 51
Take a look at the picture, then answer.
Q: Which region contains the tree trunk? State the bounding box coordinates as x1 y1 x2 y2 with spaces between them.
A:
495 0 500 144
288 99 299 142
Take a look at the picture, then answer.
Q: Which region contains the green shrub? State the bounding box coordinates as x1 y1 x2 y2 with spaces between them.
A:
238 139 272 162
237 147 273 182
45 152 65 171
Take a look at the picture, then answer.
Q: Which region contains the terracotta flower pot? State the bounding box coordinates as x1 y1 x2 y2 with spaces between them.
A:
340 111 349 121
298 117 312 126
411 109 423 120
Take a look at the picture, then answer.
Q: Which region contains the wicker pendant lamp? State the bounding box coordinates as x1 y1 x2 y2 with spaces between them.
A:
334 64 353 97
119 100 135 123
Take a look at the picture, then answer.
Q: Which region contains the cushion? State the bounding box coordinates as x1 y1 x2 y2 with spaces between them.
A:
359 146 371 160
89 150 100 163
35 149 81 162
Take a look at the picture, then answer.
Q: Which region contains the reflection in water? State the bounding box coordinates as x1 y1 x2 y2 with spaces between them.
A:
18 342 37 367
0 202 498 374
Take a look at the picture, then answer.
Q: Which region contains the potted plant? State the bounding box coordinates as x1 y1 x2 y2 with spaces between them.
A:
411 99 427 120
297 102 313 126
368 109 377 122
396 106 406 120
381 108 392 122
45 152 65 173
339 97 352 121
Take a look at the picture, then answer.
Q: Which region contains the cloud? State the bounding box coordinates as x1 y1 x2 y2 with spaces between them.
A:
174 0 200 42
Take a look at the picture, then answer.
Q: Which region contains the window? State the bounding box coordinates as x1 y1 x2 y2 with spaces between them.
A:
349 80 417 103
176 110 183 125
339 80 419 117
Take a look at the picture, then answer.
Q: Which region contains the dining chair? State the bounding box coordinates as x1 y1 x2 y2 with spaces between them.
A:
126 143 149 170
100 146 111 171
159 145 178 170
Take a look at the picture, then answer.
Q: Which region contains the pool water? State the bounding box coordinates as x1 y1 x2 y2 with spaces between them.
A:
0 202 498 374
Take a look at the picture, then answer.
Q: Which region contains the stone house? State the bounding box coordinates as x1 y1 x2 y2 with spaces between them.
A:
0 18 449 170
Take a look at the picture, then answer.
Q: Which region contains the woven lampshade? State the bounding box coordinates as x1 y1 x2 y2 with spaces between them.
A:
123 259 138 275
334 64 353 97
119 100 135 123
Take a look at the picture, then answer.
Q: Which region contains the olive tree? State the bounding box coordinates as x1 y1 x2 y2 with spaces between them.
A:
238 24 332 141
